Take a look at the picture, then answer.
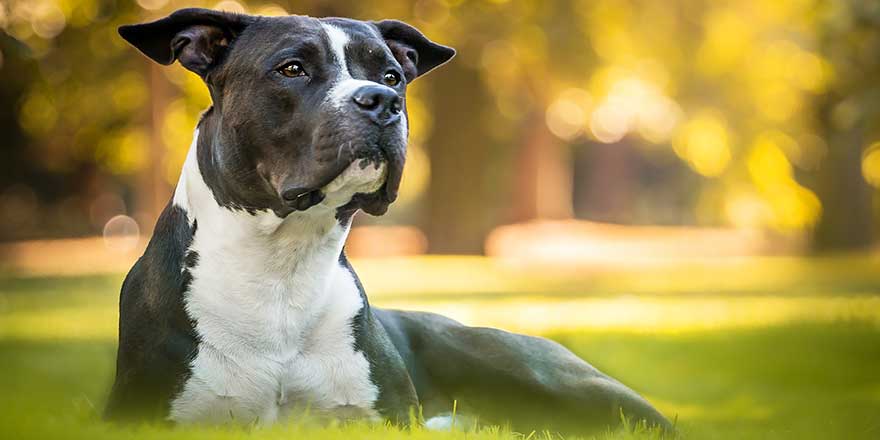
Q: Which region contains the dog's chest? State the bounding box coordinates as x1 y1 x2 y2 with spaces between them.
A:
168 223 379 424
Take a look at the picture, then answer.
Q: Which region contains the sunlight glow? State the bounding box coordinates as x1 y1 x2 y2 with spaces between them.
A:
545 88 591 141
136 0 170 10
747 136 822 229
213 1 246 14
673 112 730 177
862 142 880 188
583 75 681 144
255 4 288 16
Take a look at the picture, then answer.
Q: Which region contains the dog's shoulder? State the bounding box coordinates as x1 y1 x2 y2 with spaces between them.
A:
120 202 197 330
106 203 199 421
339 254 419 423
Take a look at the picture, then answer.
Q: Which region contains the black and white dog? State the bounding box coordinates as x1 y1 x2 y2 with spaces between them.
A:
105 8 670 435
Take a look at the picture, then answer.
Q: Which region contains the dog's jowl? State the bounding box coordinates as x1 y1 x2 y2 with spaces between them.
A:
106 8 671 435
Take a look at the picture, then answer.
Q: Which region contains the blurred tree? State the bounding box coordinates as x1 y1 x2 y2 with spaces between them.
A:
416 1 596 251
1 0 877 255
422 59 502 253
810 0 880 252
1 0 146 241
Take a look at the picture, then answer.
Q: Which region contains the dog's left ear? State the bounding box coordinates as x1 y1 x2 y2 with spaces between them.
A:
373 20 456 82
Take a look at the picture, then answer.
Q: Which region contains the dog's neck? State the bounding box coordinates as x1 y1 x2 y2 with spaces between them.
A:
173 129 351 280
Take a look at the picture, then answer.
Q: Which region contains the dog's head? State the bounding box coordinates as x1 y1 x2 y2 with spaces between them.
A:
120 8 454 217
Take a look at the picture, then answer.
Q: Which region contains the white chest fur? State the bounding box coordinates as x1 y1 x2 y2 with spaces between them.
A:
167 132 381 425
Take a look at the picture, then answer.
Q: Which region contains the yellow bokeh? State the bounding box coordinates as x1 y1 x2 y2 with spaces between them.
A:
397 143 431 206
546 88 592 141
582 69 681 145
18 90 58 137
254 4 288 16
673 112 731 177
111 72 148 113
754 82 802 123
862 142 880 188
161 99 199 184
748 136 793 189
697 8 752 76
724 189 772 229
95 129 149 175
3 0 871 239
586 0 635 61
747 135 821 229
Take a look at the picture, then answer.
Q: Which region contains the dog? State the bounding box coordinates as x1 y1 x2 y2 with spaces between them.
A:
105 8 671 436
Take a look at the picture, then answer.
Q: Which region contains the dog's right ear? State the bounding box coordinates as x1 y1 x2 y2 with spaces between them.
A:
118 8 252 78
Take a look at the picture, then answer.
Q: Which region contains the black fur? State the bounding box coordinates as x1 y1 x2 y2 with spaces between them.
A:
374 309 672 435
105 204 199 421
341 252 419 424
107 9 670 436
118 9 454 218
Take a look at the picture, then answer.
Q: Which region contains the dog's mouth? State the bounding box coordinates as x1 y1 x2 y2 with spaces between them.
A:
343 144 405 217
281 188 327 212
321 156 388 200
280 146 402 216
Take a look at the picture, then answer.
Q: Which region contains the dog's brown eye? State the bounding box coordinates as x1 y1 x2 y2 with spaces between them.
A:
279 62 306 78
383 71 401 86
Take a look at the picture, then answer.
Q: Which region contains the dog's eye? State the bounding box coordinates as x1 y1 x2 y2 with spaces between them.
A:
278 62 307 78
383 71 401 87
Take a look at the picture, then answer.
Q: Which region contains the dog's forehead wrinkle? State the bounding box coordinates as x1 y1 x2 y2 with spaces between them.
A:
228 17 324 67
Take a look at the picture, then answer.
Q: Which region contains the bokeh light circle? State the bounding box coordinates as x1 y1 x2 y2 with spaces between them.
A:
103 215 141 252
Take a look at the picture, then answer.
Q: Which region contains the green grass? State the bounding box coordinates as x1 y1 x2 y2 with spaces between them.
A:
1 259 880 439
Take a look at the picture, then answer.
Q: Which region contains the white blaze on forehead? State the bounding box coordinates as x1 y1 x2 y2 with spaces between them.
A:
321 23 379 109
321 23 351 78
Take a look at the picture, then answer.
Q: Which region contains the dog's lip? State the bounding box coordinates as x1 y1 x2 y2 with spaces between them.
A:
343 147 405 217
282 188 325 211
278 153 390 214
356 146 388 161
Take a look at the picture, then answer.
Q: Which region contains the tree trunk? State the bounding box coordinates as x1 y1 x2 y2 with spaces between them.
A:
812 109 873 252
422 64 501 254
136 63 173 233
811 1 879 252
508 111 573 223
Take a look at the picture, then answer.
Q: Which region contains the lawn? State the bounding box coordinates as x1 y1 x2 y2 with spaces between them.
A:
1 256 879 439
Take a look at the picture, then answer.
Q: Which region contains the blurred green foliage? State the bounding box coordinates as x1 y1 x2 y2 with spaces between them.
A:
1 0 878 251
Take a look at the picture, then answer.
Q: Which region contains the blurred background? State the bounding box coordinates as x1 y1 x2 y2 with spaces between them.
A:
1 0 879 261
1 1 880 439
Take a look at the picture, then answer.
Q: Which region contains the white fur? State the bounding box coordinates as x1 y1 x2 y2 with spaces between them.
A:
321 24 389 112
425 414 478 432
328 78 384 110
322 24 351 76
168 131 383 425
166 25 402 423
425 415 455 431
398 112 409 139
321 159 387 208
319 23 409 141
321 23 368 109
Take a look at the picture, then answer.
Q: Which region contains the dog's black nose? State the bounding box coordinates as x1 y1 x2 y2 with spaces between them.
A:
352 85 402 126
